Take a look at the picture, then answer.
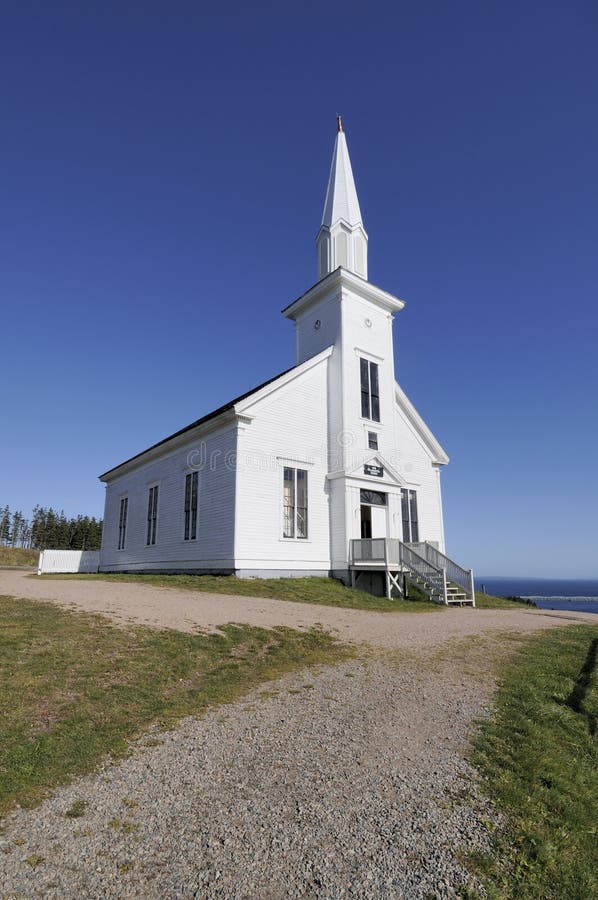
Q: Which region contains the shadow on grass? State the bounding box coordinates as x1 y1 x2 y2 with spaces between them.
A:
555 636 597 737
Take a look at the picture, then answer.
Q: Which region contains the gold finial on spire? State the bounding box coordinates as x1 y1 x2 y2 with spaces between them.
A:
337 114 343 133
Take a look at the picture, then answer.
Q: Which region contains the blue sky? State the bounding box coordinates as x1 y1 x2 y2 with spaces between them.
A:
1 1 597 576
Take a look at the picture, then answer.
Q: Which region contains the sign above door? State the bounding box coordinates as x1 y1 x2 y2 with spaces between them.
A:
364 464 384 478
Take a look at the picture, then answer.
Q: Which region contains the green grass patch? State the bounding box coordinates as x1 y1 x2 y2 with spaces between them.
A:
470 624 598 899
0 546 39 567
474 591 533 609
37 572 442 612
0 594 353 816
65 798 87 818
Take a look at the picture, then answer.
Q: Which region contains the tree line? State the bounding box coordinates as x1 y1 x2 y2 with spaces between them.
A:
0 504 103 551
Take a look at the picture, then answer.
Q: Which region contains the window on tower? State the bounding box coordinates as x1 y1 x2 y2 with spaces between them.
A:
360 358 380 422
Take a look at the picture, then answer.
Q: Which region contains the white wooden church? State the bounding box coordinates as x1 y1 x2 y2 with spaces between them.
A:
99 120 474 604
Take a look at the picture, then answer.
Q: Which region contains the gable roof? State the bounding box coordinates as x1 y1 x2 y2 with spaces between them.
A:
99 346 334 481
99 366 293 481
235 346 333 415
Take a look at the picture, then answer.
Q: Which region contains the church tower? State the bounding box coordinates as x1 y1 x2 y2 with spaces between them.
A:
282 118 411 571
283 117 405 470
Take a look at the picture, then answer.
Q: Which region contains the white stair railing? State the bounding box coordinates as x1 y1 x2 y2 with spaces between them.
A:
398 541 447 603
407 542 475 606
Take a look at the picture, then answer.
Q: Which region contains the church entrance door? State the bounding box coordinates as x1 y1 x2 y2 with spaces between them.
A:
360 490 387 539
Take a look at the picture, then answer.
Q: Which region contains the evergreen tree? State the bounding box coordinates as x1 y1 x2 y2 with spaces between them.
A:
10 511 23 547
30 505 45 549
45 508 58 548
1 502 103 550
0 506 10 545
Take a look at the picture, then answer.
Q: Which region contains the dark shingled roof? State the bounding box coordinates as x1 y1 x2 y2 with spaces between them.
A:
99 365 294 480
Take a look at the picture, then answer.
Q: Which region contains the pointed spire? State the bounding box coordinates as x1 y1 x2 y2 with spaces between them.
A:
321 122 363 230
316 118 368 280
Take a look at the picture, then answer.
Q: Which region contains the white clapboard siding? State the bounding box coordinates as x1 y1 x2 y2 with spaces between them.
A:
234 355 331 572
38 549 100 574
100 422 237 573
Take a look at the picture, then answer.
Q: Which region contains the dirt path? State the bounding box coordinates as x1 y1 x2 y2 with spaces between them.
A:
1 569 594 649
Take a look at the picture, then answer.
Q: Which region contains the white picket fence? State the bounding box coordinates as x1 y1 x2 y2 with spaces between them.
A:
38 549 100 575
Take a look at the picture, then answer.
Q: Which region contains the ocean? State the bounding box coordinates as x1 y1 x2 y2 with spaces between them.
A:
475 577 598 615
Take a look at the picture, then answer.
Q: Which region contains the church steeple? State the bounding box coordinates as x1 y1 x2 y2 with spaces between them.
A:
316 117 368 280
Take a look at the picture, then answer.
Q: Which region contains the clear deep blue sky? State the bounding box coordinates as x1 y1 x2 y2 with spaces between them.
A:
1 1 597 577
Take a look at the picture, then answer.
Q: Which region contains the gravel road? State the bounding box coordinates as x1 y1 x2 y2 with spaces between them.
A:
1 649 504 899
1 570 594 898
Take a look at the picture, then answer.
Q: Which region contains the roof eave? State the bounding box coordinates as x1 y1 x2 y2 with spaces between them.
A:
395 382 450 466
282 268 405 320
99 408 238 482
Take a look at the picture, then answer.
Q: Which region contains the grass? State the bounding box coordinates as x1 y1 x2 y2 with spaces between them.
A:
474 591 533 609
0 593 353 816
36 572 444 612
469 623 598 899
38 571 519 612
0 546 39 567
65 799 87 818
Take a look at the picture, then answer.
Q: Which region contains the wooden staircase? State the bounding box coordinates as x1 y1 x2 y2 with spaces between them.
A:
349 539 475 606
409 573 470 605
405 542 475 606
